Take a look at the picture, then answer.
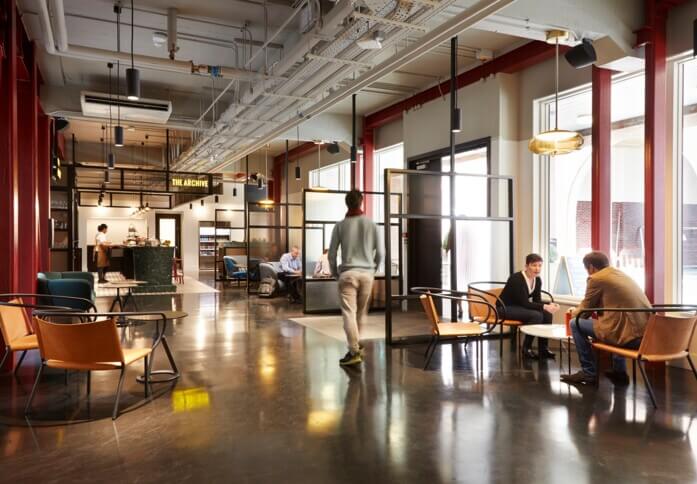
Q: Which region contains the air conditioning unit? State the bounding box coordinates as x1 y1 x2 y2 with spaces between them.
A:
80 91 172 124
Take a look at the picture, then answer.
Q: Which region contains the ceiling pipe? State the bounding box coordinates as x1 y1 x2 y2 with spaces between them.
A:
167 7 179 60
49 0 68 52
37 0 56 53
36 1 277 82
212 0 517 170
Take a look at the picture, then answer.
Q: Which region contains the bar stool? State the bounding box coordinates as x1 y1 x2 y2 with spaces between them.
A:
172 258 184 284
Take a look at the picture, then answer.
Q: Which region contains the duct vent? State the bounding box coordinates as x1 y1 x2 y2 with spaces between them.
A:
80 91 172 123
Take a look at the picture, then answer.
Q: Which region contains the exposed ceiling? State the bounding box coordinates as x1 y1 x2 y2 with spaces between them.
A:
20 0 644 171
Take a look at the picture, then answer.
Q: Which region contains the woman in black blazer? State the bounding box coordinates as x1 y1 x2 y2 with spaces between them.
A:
499 253 560 359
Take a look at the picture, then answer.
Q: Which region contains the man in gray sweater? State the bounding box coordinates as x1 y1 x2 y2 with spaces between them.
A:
329 190 383 366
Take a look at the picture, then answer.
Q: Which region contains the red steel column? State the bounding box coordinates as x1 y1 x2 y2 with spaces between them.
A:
37 112 51 271
17 39 39 293
591 66 612 255
642 1 668 303
0 0 20 295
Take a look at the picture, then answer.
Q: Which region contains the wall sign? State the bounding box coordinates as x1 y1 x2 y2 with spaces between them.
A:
171 176 209 188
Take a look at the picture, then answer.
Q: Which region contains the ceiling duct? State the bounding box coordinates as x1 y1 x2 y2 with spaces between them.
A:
80 91 172 123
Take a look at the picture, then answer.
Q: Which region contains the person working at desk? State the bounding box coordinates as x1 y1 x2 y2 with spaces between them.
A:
561 251 651 386
95 223 112 284
280 246 303 303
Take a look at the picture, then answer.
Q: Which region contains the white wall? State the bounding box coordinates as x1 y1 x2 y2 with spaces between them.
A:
375 119 403 151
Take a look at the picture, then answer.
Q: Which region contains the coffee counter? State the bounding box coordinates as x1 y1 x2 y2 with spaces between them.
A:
122 246 175 293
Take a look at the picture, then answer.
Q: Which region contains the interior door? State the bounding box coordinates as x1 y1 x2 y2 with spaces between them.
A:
156 214 181 258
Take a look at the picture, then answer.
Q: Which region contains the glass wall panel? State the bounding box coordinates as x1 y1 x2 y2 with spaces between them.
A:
680 59 697 301
611 73 645 290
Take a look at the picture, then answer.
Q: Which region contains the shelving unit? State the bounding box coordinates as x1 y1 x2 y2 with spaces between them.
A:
199 221 231 271
50 164 75 271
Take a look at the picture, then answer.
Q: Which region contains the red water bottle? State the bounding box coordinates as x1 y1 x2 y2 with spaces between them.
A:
565 312 572 337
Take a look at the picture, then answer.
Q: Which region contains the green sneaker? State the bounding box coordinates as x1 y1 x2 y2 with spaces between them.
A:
339 351 362 366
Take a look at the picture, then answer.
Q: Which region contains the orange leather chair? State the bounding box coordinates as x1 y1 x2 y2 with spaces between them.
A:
0 298 38 374
591 312 697 408
26 317 152 420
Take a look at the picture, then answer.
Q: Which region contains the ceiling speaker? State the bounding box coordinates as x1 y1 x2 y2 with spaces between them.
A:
564 39 597 69
327 142 340 154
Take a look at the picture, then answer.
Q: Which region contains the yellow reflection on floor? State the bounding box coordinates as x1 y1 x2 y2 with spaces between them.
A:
306 410 340 434
172 388 211 413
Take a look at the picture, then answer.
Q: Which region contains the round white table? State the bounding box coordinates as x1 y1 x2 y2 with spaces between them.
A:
519 324 574 372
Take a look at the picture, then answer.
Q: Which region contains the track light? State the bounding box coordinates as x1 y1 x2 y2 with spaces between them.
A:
114 125 124 146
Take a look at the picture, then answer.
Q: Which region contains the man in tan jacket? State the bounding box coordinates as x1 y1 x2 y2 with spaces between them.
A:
561 251 651 386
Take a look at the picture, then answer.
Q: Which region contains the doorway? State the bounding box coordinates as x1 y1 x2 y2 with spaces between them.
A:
156 214 182 258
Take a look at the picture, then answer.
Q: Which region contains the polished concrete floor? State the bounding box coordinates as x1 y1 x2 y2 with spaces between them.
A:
2 275 697 483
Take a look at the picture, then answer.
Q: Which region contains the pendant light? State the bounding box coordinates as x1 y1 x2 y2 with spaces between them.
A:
114 4 124 147
294 126 301 181
451 37 461 134
259 145 275 206
107 63 116 170
126 0 140 100
233 185 238 197
528 30 584 155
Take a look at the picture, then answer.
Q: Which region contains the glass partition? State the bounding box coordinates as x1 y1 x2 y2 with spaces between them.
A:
215 208 246 281
384 168 514 344
302 189 402 314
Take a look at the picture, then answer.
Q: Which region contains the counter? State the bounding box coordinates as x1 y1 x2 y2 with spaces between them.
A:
122 246 175 293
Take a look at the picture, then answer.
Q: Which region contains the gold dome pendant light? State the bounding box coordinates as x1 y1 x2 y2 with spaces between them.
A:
528 30 584 155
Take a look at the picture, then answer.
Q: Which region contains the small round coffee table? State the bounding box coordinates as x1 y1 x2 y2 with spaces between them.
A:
126 310 187 384
519 324 574 372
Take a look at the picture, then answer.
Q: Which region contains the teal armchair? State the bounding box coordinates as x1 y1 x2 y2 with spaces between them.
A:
37 272 95 310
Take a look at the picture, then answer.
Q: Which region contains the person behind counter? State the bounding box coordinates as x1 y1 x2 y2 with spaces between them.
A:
95 223 112 283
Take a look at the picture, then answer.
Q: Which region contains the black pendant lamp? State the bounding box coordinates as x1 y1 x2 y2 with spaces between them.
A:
126 0 140 100
294 126 301 180
233 186 238 197
114 4 124 146
451 37 462 134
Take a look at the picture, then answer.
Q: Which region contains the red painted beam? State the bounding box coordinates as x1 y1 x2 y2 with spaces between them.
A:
365 41 564 130
643 0 668 303
591 66 612 255
17 39 39 293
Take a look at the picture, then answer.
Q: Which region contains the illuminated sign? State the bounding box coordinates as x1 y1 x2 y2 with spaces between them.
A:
171 177 208 188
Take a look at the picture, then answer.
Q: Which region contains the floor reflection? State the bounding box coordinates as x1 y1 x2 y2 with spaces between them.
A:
0 278 696 482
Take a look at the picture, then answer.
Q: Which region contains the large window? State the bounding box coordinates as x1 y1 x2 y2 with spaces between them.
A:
611 74 645 290
374 143 404 192
678 58 697 302
541 88 593 296
540 73 646 297
309 159 351 190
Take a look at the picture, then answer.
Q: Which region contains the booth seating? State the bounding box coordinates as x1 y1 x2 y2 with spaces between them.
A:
223 256 247 286
468 281 555 358
415 288 500 371
37 272 95 310
258 262 287 296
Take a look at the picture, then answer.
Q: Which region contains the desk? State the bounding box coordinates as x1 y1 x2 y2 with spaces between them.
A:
519 324 573 372
126 310 187 384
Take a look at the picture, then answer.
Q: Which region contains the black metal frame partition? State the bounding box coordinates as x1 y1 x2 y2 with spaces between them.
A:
302 188 403 314
383 168 514 345
214 206 247 282
245 201 303 294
